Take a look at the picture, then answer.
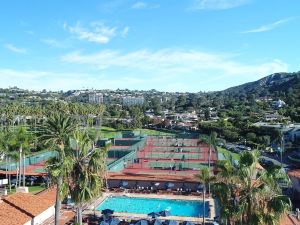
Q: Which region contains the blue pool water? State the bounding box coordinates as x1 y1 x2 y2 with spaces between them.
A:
96 196 209 217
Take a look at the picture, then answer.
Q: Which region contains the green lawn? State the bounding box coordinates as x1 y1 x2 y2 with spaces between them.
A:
87 126 120 139
7 185 46 194
217 147 240 160
135 129 176 136
87 126 176 139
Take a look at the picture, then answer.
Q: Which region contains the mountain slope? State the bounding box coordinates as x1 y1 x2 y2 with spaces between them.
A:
223 72 299 94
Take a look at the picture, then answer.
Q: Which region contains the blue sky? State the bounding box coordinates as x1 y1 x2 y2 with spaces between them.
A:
0 0 299 92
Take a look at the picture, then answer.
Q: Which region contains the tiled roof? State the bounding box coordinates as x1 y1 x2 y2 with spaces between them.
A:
36 187 56 206
0 189 56 225
280 214 300 225
288 169 300 179
3 192 54 217
0 201 31 225
108 172 198 182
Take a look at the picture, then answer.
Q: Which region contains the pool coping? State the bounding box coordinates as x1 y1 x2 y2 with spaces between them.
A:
84 192 216 223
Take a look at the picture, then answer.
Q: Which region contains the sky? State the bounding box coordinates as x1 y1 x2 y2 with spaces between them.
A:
0 0 299 92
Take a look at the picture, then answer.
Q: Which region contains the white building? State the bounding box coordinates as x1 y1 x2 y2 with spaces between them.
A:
122 96 144 106
88 93 103 104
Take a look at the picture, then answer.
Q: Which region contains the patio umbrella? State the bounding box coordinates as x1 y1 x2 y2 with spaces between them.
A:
165 220 178 225
165 182 175 189
159 210 171 217
197 184 204 191
182 221 195 225
109 217 120 225
100 221 109 225
101 209 114 215
120 181 129 188
135 219 149 225
147 212 160 219
153 219 162 225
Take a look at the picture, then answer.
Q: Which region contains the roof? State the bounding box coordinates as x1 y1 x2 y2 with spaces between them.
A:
288 169 300 179
280 214 300 225
3 192 55 217
0 189 55 225
0 201 31 225
108 172 198 183
256 162 264 170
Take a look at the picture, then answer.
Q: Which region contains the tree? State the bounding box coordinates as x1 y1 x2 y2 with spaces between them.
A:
208 132 217 194
195 168 215 225
0 130 16 191
39 114 77 225
213 151 291 224
67 130 108 225
12 127 30 187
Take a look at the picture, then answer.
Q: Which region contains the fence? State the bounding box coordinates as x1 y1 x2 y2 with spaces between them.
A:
0 151 57 171
107 136 147 172
151 137 199 147
148 161 209 170
151 147 200 152
145 152 202 160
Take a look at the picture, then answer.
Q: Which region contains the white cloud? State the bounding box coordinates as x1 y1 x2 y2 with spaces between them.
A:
61 48 288 82
4 43 27 54
131 1 160 9
189 0 251 10
0 49 288 92
0 68 155 91
121 26 130 38
0 48 289 91
132 1 147 9
63 21 129 44
241 18 292 33
41 38 68 48
64 21 117 44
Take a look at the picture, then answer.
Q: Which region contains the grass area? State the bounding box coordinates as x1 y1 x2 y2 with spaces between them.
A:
7 185 46 195
87 126 120 139
87 126 176 139
217 146 240 161
135 129 176 136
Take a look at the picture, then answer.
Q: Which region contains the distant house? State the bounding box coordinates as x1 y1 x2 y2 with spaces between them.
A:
122 96 144 106
272 99 286 109
0 189 55 225
288 170 300 207
88 92 103 104
264 112 283 122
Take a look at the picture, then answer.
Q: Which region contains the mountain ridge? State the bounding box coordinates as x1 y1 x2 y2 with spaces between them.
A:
221 71 300 96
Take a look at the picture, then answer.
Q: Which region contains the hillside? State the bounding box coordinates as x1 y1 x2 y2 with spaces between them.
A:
221 71 300 107
223 72 299 94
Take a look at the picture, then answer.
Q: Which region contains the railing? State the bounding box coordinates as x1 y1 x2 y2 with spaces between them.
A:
107 136 146 172
0 150 57 171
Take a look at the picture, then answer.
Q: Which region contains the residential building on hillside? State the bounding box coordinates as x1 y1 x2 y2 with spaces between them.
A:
88 92 103 104
122 96 144 106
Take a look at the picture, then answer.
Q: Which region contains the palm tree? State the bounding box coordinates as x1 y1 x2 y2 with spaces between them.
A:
0 130 15 191
208 132 217 194
213 151 291 225
195 168 215 225
10 127 30 187
39 113 77 225
67 130 108 225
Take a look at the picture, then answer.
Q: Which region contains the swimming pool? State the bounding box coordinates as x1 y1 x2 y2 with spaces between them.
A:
96 196 209 217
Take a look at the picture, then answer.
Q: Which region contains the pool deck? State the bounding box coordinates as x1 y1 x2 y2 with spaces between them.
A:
84 192 216 223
